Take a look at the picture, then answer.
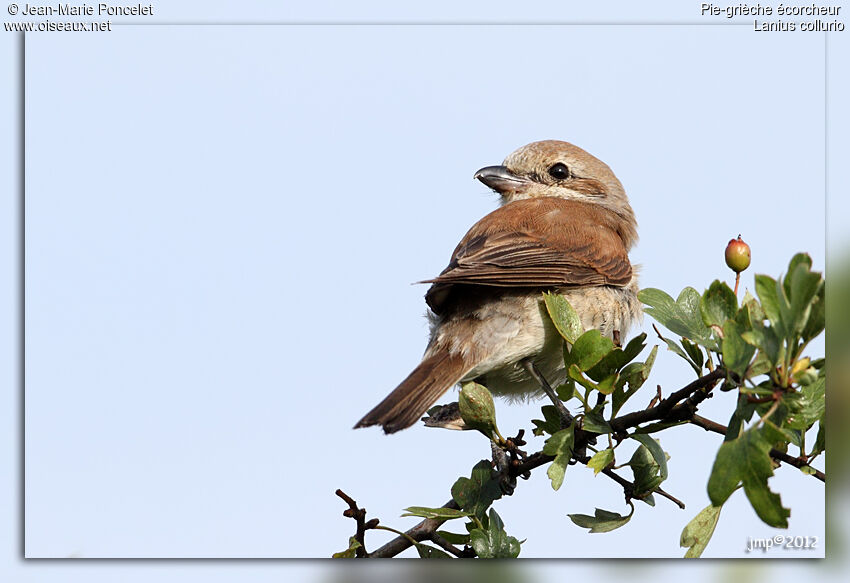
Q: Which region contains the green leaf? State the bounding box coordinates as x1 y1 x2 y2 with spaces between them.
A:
659 337 702 376
722 319 757 377
569 366 616 397
587 448 615 475
543 292 584 344
775 277 794 341
681 504 723 558
469 509 521 558
332 536 362 558
782 427 803 449
582 406 612 433
642 343 658 374
543 426 575 491
764 417 796 452
788 262 822 336
612 345 657 417
566 330 614 372
755 274 785 338
586 333 647 382
701 280 738 328
783 377 824 430
801 283 825 342
555 382 575 402
415 544 452 558
612 364 641 416
681 338 705 372
747 352 772 377
569 506 634 533
783 253 813 296
436 530 470 545
621 333 649 364
531 405 562 437
595 373 617 395
811 421 825 457
628 443 665 497
568 364 600 393
649 324 701 375
707 424 790 528
639 287 714 348
725 394 757 441
741 290 765 322
638 288 679 329
401 506 472 520
458 382 501 440
629 434 669 481
741 325 781 367
451 460 503 519
676 287 707 333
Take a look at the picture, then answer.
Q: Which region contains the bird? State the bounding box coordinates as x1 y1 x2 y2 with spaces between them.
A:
355 140 641 434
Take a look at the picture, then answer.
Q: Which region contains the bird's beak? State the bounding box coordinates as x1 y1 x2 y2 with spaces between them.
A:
474 165 529 195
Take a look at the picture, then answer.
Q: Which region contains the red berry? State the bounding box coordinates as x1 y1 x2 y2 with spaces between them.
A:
725 236 751 273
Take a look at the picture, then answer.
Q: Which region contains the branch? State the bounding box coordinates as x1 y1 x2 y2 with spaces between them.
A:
508 371 726 481
689 413 728 436
690 414 825 482
429 532 473 557
367 499 460 558
653 485 687 509
598 467 684 509
354 429 529 558
335 489 369 557
608 368 726 433
769 450 826 482
509 450 554 477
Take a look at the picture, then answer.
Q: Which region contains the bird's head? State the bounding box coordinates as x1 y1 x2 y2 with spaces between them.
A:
474 140 636 237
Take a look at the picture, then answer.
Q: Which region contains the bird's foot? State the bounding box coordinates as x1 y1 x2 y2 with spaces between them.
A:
421 402 467 430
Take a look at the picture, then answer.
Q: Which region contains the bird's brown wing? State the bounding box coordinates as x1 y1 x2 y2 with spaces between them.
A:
423 198 632 313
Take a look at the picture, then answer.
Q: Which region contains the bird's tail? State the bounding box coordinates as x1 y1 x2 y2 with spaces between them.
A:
354 351 471 434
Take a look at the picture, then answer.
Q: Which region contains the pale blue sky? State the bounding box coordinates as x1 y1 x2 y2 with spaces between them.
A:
2 0 846 580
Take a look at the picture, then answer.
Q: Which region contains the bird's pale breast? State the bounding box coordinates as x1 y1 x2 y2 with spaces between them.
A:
425 278 642 400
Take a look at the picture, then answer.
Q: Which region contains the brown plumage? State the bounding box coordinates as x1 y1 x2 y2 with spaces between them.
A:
353 351 470 434
423 198 632 314
355 140 640 434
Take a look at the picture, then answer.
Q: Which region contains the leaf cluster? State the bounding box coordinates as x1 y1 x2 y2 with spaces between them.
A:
640 254 824 532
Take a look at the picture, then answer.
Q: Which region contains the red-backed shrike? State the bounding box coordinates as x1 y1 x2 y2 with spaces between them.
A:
355 140 640 433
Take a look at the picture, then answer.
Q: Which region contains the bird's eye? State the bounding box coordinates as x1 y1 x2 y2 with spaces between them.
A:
547 163 570 180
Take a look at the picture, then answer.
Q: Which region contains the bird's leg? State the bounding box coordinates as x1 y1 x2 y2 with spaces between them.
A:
521 359 573 428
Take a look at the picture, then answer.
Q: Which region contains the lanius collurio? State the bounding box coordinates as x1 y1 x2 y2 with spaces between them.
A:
355 140 641 434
